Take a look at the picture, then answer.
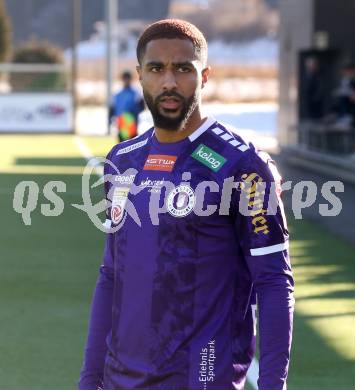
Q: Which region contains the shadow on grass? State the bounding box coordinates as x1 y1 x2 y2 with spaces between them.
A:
287 216 355 390
15 157 88 167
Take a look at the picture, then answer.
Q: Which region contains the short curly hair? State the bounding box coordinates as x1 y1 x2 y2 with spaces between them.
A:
137 19 208 66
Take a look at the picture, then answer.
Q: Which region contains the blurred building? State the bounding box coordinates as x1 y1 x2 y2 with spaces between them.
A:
279 0 355 151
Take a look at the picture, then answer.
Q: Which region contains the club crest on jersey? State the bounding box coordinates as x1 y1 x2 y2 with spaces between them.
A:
111 187 129 224
167 184 196 218
143 154 177 172
191 144 226 172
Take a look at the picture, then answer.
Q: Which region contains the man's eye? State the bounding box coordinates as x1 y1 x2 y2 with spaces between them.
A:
178 66 191 73
150 66 161 73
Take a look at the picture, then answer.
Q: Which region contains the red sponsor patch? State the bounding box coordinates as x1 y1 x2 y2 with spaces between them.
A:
143 154 177 172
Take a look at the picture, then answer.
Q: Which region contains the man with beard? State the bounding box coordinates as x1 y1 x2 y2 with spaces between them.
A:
78 19 294 390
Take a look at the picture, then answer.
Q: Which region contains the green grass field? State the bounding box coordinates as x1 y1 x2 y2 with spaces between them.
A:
0 135 354 389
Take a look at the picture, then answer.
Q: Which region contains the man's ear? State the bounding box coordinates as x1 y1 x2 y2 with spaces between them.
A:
201 66 210 89
136 65 142 82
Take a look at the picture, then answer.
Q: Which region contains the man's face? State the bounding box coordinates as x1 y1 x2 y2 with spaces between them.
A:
137 38 209 130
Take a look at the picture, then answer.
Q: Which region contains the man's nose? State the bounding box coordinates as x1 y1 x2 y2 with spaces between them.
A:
162 70 178 91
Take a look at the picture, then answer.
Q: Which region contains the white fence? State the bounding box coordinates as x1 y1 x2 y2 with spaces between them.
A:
0 63 73 133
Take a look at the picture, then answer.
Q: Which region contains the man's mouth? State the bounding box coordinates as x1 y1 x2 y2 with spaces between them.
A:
159 97 181 110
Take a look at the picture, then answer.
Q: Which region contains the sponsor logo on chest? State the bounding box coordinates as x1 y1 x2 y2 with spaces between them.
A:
114 174 136 185
139 177 165 193
191 144 226 172
143 154 177 172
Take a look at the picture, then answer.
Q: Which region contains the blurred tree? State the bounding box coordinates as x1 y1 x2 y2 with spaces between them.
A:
12 39 64 64
10 40 66 91
0 0 12 62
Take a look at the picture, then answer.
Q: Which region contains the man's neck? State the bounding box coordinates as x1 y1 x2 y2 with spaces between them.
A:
154 110 206 143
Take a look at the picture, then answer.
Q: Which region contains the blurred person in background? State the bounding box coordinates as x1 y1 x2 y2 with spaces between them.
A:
303 56 324 120
79 19 294 390
327 61 355 129
110 70 145 142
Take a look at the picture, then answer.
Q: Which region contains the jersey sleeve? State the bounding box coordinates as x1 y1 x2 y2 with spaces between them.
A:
232 290 257 390
78 151 115 390
232 150 295 390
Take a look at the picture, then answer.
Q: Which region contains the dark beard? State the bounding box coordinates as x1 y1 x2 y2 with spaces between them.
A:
143 90 198 131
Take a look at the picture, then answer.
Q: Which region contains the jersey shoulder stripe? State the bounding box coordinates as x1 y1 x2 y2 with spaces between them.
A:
208 122 250 153
111 128 154 157
205 121 277 179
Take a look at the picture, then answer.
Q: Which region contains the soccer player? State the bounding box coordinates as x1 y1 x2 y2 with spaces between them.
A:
78 19 294 390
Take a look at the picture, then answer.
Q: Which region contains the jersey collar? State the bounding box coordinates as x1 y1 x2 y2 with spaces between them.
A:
151 117 217 144
188 117 217 142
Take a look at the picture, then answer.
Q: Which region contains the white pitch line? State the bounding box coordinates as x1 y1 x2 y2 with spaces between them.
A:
73 136 103 178
246 357 259 389
73 135 95 161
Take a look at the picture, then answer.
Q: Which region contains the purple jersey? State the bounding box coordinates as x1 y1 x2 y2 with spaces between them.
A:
78 117 294 390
